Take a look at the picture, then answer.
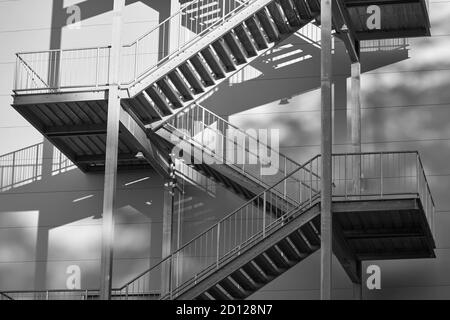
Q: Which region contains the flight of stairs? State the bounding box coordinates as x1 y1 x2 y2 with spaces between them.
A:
121 0 320 129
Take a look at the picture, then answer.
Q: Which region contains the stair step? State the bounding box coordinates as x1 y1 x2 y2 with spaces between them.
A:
212 39 237 72
190 55 216 86
231 269 260 291
139 91 166 119
256 8 280 42
306 0 320 15
198 291 215 300
267 2 291 34
292 0 314 21
279 237 307 260
223 32 248 64
145 85 173 116
255 253 283 276
288 231 313 254
122 98 158 124
179 62 205 94
302 221 321 247
219 277 249 299
201 47 227 79
168 70 195 101
208 284 233 300
245 16 270 50
297 228 317 251
157 77 184 109
134 94 160 120
234 24 259 57
266 245 293 268
279 0 303 27
244 261 272 283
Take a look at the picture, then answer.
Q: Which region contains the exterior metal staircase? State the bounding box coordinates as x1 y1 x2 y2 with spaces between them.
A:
120 0 320 128
7 0 436 300
111 151 435 300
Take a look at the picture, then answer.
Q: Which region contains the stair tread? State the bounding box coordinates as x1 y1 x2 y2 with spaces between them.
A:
212 39 237 72
168 70 195 100
201 47 227 79
190 55 216 86
256 8 281 42
234 24 259 57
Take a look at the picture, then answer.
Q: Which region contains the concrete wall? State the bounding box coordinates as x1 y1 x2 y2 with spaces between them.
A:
0 0 449 299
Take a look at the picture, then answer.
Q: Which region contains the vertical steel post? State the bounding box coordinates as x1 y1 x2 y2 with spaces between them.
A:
351 63 361 195
263 192 267 238
100 0 125 301
95 47 100 87
320 0 333 301
350 62 362 299
216 223 221 268
161 176 175 298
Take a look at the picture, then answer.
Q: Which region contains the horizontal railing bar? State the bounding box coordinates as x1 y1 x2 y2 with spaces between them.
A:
16 46 111 56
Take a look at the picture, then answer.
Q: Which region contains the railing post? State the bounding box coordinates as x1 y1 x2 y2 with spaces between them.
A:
95 47 100 87
283 158 287 199
263 192 267 238
134 40 139 82
344 154 347 199
169 254 173 299
416 153 420 196
57 50 63 89
11 152 16 187
125 286 128 300
380 154 383 197
14 54 19 91
309 161 313 206
216 223 220 269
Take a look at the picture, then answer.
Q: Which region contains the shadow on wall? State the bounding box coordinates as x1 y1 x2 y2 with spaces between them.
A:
0 139 166 291
0 138 246 291
49 0 171 49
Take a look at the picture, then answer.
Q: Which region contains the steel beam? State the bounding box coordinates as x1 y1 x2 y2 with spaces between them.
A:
100 0 125 301
332 0 360 63
45 124 107 137
344 0 420 6
320 0 333 301
332 220 361 284
75 153 137 164
356 28 429 40
119 107 171 178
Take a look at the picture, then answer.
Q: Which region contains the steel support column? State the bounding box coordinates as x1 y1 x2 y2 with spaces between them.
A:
161 172 176 297
351 63 361 196
320 0 333 301
99 0 125 300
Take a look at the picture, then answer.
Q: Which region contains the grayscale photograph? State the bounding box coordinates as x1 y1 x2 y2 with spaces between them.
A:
0 0 446 303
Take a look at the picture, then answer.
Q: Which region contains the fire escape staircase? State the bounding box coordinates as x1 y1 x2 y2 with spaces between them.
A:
9 0 436 300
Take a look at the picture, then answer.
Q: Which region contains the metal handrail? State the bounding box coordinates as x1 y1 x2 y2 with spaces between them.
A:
117 151 435 298
14 0 258 92
118 154 320 291
158 102 317 205
120 0 256 86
